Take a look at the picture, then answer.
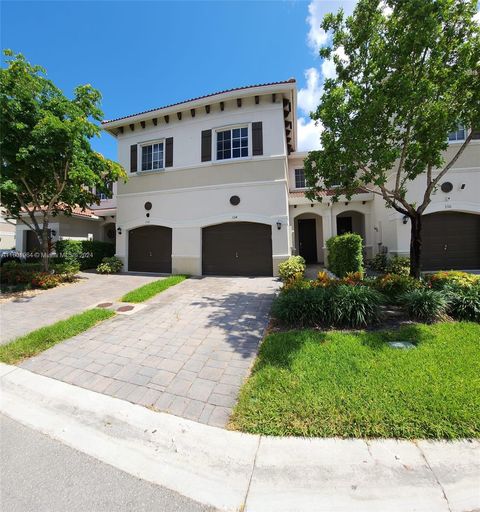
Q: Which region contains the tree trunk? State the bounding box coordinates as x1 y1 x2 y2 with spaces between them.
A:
409 214 422 279
41 221 50 272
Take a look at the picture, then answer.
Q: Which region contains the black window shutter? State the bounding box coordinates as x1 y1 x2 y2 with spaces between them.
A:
130 144 138 172
165 137 174 167
201 130 212 162
252 122 263 156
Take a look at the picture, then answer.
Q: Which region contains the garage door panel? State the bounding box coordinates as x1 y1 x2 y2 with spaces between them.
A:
422 212 480 270
129 226 172 273
202 222 273 276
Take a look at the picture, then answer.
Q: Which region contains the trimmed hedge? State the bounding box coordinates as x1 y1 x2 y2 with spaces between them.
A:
278 255 306 282
326 233 363 277
55 240 115 270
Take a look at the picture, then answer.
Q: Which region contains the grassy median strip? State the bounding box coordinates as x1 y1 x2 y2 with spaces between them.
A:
0 308 115 365
120 275 188 303
230 322 480 439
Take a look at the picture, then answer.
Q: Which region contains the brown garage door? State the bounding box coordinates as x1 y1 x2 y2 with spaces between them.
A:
422 212 480 270
202 222 273 276
128 226 172 273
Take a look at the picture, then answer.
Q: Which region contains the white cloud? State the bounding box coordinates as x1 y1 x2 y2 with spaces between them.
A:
298 67 323 114
306 0 330 53
297 117 323 151
474 10 480 24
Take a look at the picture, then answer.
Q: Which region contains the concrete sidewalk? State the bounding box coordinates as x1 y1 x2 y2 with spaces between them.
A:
1 363 479 512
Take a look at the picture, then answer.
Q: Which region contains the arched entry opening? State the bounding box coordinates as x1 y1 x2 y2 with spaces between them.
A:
294 213 323 264
422 211 480 270
336 210 366 240
128 225 172 273
103 222 116 244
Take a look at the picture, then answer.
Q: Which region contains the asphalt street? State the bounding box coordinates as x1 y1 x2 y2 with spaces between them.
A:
0 414 216 512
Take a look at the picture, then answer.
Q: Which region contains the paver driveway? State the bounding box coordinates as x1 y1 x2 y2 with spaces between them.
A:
0 272 160 344
20 277 280 427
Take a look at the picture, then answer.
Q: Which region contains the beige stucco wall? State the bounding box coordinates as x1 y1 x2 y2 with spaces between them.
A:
372 141 480 256
0 214 16 249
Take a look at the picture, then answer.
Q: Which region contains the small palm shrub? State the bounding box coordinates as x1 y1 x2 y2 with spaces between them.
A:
272 287 331 327
400 289 448 323
374 273 422 301
330 285 383 327
447 285 480 322
278 256 306 282
96 256 123 274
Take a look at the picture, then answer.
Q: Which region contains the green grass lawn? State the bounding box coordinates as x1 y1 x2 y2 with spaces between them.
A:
230 322 480 439
0 308 115 365
120 275 188 303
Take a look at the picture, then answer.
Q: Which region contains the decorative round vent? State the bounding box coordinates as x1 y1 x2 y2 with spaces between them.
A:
144 201 152 210
230 195 240 206
441 182 453 193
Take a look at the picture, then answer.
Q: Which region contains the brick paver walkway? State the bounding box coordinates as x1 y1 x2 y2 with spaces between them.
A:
0 272 160 344
20 277 279 427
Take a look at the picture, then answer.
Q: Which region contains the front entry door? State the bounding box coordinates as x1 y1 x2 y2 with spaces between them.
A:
298 219 317 263
337 216 353 235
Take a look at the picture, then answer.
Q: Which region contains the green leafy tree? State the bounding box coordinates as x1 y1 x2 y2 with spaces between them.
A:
0 50 126 270
304 0 480 278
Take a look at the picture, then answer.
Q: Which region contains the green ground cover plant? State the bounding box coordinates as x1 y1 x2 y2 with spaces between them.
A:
120 275 188 303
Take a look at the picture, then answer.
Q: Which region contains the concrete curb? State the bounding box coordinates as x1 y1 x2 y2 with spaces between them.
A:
1 363 479 512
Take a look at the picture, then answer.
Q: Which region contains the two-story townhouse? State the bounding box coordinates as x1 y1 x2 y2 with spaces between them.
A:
103 80 480 275
102 80 297 276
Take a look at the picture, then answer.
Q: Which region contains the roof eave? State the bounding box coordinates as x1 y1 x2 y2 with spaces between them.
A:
101 82 297 131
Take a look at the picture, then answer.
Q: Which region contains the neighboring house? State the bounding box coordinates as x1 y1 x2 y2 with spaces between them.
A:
95 79 478 276
0 209 16 250
15 188 117 255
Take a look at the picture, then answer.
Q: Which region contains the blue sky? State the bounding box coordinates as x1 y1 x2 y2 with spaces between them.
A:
1 0 356 159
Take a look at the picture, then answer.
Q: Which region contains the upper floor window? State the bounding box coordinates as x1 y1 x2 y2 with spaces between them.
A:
142 141 164 171
216 127 248 160
448 124 466 142
96 181 113 201
295 168 306 189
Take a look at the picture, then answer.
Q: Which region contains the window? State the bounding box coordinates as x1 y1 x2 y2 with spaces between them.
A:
141 142 164 171
96 181 112 201
216 127 248 160
295 168 306 189
448 124 465 142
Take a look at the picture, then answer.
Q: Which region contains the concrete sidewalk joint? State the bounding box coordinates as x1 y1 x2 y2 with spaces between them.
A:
1 364 479 512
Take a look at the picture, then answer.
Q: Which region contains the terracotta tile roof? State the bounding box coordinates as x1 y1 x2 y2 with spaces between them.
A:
102 79 296 124
289 188 369 198
21 205 99 219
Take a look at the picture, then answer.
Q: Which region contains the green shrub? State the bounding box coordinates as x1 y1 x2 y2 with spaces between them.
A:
428 270 480 290
374 273 423 301
326 233 363 277
386 256 410 276
369 253 388 272
400 289 448 323
55 240 115 269
30 272 64 289
272 285 382 328
447 285 480 322
330 285 383 327
278 256 306 282
272 287 331 327
96 256 123 274
0 261 79 288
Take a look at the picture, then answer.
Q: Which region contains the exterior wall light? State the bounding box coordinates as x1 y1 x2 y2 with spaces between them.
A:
117 227 122 235
276 221 282 230
402 216 409 225
51 230 57 237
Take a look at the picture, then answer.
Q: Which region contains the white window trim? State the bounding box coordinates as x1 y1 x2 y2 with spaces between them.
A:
213 123 251 162
138 139 165 173
448 125 467 144
294 168 307 190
